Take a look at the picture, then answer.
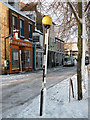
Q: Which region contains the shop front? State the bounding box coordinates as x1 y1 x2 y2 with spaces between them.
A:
48 50 55 68
36 49 43 70
10 38 33 73
55 52 63 66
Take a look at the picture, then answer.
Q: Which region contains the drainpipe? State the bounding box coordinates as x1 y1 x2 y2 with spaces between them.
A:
20 50 22 72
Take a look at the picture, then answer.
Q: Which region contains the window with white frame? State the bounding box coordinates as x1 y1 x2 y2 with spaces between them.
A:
12 15 17 30
12 48 19 68
20 19 24 37
29 24 32 40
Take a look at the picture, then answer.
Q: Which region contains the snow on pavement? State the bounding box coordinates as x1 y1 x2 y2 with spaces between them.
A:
5 73 88 118
1 66 88 118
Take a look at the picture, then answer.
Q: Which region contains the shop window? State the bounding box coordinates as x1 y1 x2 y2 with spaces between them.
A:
29 24 32 40
21 50 31 68
36 52 43 69
12 15 17 30
26 50 31 67
21 50 26 68
12 48 19 68
20 19 24 37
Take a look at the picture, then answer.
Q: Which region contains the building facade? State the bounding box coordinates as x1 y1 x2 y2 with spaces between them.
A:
64 42 89 59
64 42 78 59
21 8 44 70
48 23 64 68
0 2 35 74
55 37 64 66
33 30 43 70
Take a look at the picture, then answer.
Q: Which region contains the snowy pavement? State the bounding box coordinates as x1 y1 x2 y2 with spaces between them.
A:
3 73 88 118
16 74 88 118
1 66 89 118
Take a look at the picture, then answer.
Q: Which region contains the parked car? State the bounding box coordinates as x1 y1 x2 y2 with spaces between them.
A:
63 56 75 66
72 54 77 59
85 56 89 65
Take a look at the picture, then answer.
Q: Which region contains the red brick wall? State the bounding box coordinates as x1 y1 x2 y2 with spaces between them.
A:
61 42 64 50
9 10 35 40
55 38 64 51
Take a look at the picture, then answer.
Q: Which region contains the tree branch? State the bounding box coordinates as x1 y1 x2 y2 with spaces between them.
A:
67 1 82 24
85 1 90 12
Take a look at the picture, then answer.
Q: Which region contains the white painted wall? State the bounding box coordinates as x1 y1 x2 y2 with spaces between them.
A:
33 32 43 47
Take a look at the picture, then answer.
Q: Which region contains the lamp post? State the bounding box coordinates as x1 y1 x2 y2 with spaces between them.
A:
40 16 52 116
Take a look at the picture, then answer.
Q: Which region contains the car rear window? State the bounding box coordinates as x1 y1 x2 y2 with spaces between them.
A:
64 58 70 61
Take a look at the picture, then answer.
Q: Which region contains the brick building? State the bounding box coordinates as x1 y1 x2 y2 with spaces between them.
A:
0 2 35 74
48 23 64 68
55 37 64 66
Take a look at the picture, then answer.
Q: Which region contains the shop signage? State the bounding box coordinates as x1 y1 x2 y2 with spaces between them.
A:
33 36 39 42
11 38 32 47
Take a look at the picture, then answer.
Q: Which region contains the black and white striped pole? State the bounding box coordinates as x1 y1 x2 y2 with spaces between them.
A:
40 16 52 116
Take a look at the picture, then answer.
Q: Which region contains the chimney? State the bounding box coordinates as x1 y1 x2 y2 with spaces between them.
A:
8 0 20 10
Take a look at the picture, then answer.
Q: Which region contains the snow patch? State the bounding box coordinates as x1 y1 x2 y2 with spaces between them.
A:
16 75 88 118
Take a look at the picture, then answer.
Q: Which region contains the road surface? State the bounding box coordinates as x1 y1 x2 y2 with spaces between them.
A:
1 66 77 118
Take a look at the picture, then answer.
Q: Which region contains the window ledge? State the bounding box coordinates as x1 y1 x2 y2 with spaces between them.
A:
29 38 32 41
20 36 25 39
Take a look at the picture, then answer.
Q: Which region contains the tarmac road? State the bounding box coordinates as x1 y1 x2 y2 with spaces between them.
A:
1 66 77 118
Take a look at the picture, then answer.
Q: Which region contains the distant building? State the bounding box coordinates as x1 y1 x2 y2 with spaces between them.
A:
64 42 78 59
55 37 64 66
0 2 35 74
64 41 89 59
48 23 64 68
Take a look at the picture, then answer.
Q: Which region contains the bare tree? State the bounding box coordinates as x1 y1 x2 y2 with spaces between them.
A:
20 0 89 100
67 0 89 100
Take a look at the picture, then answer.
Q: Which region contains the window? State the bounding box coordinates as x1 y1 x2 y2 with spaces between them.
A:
12 15 17 30
20 19 24 37
21 50 31 67
12 48 19 68
26 50 31 67
29 24 32 40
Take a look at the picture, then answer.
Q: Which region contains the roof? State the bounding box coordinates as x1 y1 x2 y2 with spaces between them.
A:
34 28 43 35
1 2 35 23
21 2 38 11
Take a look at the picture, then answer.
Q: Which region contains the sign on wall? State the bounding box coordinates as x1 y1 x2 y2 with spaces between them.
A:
33 36 39 42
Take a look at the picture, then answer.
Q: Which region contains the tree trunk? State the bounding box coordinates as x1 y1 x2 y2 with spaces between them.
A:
77 2 83 100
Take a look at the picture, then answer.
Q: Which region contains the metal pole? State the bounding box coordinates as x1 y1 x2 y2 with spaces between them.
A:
5 38 6 60
40 27 49 116
20 50 22 72
4 38 7 75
